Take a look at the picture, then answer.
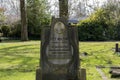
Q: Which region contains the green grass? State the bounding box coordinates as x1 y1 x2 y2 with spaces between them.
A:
0 41 120 80
0 41 40 80
80 42 120 80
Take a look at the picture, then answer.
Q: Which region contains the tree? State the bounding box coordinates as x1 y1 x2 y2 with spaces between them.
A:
27 0 50 38
59 0 68 19
78 10 107 41
0 0 20 24
101 0 120 40
20 0 28 41
0 7 6 36
0 7 5 23
78 0 120 41
49 0 104 20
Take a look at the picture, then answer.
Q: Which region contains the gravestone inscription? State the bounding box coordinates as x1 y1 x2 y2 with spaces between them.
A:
36 17 81 80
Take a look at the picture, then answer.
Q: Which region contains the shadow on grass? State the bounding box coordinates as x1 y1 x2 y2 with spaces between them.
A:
0 39 40 43
0 40 22 43
0 43 40 75
0 44 39 51
0 45 40 60
0 67 34 72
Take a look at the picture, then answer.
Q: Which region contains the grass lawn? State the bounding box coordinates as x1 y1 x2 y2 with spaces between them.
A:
0 41 40 80
80 42 120 80
0 41 120 80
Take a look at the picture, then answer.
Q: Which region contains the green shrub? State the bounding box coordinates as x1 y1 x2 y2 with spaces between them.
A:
1 25 10 37
78 17 106 41
9 22 21 38
77 6 120 41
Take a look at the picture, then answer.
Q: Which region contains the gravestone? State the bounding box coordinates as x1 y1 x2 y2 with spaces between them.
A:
36 0 86 79
36 17 84 80
115 43 120 52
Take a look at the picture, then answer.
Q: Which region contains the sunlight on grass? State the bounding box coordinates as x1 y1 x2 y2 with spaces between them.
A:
0 41 120 80
0 71 35 80
80 42 120 80
0 41 40 80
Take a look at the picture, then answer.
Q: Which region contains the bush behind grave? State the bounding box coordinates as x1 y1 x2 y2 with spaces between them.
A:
0 25 11 37
77 7 120 41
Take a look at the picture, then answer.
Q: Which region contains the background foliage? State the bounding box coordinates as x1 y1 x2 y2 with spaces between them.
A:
27 0 50 39
78 2 120 41
0 0 50 39
0 0 120 41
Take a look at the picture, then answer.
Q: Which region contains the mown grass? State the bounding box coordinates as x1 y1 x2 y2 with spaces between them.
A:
0 41 120 80
0 41 40 80
80 42 120 80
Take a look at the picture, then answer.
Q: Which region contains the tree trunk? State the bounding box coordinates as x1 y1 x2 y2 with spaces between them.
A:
59 0 68 20
20 0 28 41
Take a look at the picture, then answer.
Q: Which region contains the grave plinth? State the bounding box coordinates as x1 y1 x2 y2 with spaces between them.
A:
109 67 120 78
36 17 86 80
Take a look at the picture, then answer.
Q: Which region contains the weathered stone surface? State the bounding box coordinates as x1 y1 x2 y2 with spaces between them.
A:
36 17 80 80
79 69 86 80
109 67 120 78
36 68 42 80
115 43 120 52
115 43 119 52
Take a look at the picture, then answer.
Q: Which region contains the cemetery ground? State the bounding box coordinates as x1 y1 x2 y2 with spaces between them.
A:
0 40 120 80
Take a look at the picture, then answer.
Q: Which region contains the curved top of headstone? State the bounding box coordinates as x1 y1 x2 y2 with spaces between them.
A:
45 17 73 66
51 17 68 28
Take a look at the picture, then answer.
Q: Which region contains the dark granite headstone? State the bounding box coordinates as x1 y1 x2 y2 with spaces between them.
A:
36 17 82 80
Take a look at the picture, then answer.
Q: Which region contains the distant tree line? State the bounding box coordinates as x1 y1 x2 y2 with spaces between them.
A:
0 0 120 41
0 0 50 40
78 1 120 41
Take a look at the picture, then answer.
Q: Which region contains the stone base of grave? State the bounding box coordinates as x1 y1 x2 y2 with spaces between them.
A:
79 68 86 80
109 67 120 78
36 68 86 80
36 68 42 80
